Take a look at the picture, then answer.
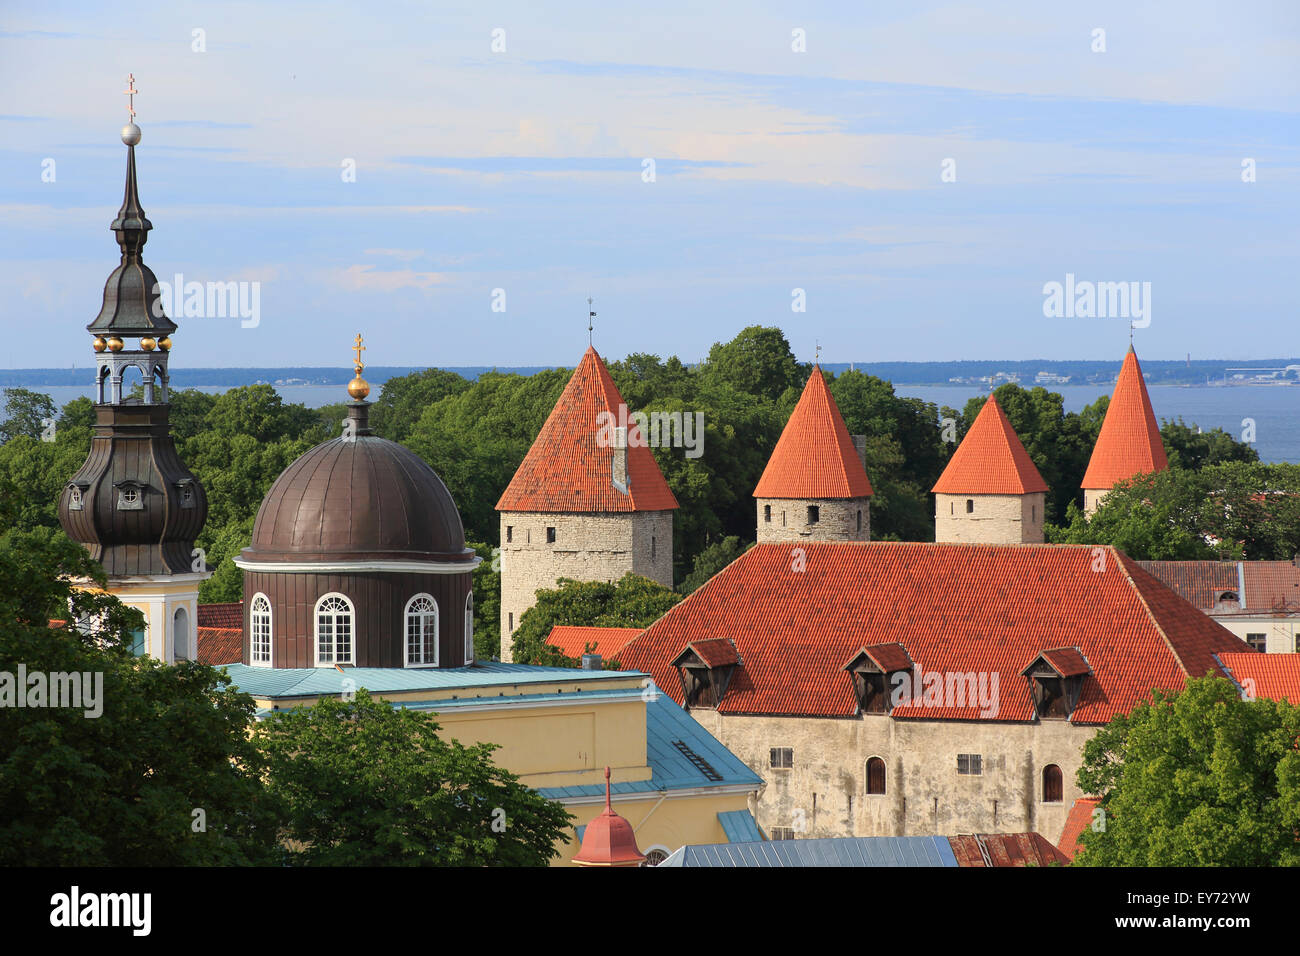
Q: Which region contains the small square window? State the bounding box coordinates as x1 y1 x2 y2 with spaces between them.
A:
770 827 796 841
957 753 982 775
1247 633 1267 653
546 526 556 544
807 505 820 524
770 747 793 769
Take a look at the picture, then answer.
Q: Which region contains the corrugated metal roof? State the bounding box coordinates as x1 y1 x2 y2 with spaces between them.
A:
659 836 958 867
718 809 764 843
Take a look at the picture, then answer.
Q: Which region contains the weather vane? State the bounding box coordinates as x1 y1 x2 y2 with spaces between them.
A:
352 332 366 373
123 73 138 121
588 297 596 346
815 340 821 366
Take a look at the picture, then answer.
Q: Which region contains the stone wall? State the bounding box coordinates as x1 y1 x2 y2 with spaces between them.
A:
756 497 870 544
934 492 1045 544
498 509 673 660
689 709 1091 843
1083 488 1108 516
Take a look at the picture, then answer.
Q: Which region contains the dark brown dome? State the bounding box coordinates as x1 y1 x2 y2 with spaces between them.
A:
242 405 471 564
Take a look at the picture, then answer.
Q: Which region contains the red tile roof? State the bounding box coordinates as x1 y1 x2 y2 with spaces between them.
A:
1036 647 1092 678
1218 651 1300 704
1057 797 1101 862
617 542 1248 722
198 602 242 629
1137 561 1238 611
948 833 1070 867
545 625 643 660
197 626 242 666
1241 562 1300 611
496 347 678 513
1081 348 1168 491
854 642 914 673
673 638 741 668
932 394 1048 495
754 367 873 500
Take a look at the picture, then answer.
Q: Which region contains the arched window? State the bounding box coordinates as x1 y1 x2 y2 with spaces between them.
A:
464 591 474 665
250 593 272 666
405 594 438 667
172 606 189 661
1042 764 1063 803
315 593 354 666
866 756 886 795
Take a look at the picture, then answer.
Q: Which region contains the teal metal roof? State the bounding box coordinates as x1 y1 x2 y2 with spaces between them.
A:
659 836 960 867
219 661 647 701
718 809 764 843
536 689 762 801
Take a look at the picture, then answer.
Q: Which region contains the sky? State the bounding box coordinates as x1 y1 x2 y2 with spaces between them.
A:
1 0 1297 369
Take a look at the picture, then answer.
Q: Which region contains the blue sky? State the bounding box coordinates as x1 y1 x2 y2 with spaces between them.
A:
1 1 1297 368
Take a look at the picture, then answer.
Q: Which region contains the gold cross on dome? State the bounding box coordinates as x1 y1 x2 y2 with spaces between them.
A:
352 333 366 371
123 73 138 121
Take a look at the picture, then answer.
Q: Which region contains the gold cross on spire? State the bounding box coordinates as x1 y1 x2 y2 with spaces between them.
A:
352 332 366 371
123 73 138 121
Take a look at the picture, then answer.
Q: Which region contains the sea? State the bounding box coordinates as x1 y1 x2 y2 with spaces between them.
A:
23 382 1300 465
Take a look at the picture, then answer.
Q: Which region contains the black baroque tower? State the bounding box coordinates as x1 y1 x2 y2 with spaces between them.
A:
58 77 210 662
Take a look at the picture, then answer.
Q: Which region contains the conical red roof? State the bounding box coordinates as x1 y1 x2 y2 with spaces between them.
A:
932 394 1048 495
496 347 678 513
753 367 873 499
572 767 645 866
1081 347 1168 491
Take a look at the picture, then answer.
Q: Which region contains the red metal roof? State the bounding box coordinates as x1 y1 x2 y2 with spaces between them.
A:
1218 651 1300 704
948 832 1070 867
753 367 873 499
545 625 643 660
617 542 1247 722
1057 797 1102 862
197 626 242 666
1081 348 1169 491
932 394 1048 495
572 767 645 866
496 347 678 513
198 602 242 629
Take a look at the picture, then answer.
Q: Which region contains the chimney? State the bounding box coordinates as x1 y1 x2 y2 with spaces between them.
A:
611 425 629 493
851 434 868 472
581 652 603 671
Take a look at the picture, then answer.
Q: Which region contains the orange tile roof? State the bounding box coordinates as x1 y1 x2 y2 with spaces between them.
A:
545 625 644 661
616 541 1247 722
496 347 678 513
198 602 242 629
197 626 242 666
949 833 1070 867
1057 797 1101 861
753 367 873 499
1218 651 1300 704
1081 347 1169 491
932 394 1048 495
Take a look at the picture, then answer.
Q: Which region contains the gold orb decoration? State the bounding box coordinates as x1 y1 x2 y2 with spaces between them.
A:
158 336 172 351
107 336 124 352
92 337 107 353
347 375 370 400
140 337 157 351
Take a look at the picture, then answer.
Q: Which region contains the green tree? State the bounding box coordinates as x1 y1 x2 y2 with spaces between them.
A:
1161 418 1258 471
0 387 56 444
255 688 572 866
467 540 501 660
0 524 280 865
1075 676 1300 866
699 326 807 404
371 367 471 442
678 535 749 594
511 573 683 666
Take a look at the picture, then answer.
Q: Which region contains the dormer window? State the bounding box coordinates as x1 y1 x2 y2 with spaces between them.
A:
1021 647 1091 720
175 478 196 509
843 643 914 715
672 639 741 710
114 480 145 511
67 482 89 511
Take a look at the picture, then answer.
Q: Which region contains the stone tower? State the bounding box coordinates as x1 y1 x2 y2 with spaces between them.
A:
753 365 873 544
58 101 211 662
496 346 678 661
932 393 1048 544
1081 346 1168 515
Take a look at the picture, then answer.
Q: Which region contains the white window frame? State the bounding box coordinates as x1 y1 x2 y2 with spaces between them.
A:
314 592 354 667
404 593 439 668
464 591 474 665
250 592 273 667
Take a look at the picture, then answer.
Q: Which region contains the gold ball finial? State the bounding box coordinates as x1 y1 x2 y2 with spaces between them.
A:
347 332 369 399
107 336 124 352
93 336 107 353
158 335 172 351
140 336 157 351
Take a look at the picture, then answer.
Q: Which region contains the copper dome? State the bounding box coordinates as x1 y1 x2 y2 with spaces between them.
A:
242 404 472 564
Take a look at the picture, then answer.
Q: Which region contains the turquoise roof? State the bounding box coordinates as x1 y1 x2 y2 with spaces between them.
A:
218 661 647 701
659 835 960 867
718 809 765 843
537 690 762 801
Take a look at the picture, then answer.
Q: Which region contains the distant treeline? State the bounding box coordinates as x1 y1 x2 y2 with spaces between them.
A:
6 358 1297 388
